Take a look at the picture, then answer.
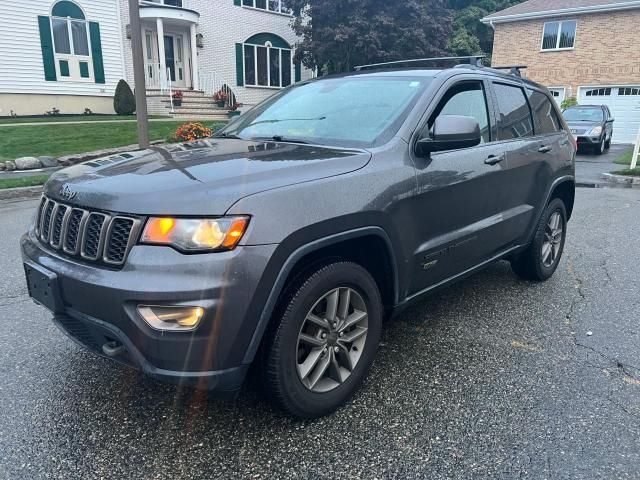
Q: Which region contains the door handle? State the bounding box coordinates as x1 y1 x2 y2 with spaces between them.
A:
485 154 505 166
538 145 553 153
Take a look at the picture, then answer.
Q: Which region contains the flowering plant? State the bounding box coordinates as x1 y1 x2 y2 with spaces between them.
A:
172 90 184 100
213 89 229 103
172 122 213 142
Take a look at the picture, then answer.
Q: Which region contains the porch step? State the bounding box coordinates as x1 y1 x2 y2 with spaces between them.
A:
161 99 223 107
147 89 207 98
171 113 231 120
166 105 228 112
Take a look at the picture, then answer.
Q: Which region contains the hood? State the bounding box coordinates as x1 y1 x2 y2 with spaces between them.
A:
44 139 371 215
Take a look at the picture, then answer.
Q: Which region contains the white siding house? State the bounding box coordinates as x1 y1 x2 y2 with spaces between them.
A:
0 0 310 117
0 0 125 115
118 0 310 115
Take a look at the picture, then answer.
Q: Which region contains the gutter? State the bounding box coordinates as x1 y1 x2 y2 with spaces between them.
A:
480 0 640 24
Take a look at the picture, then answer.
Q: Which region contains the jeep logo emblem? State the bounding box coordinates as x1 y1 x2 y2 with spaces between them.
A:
59 184 77 201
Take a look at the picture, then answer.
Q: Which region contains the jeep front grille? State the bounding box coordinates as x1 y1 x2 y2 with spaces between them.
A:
35 196 142 266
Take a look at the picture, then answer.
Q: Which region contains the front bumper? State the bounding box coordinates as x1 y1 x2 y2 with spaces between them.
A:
21 231 277 393
575 134 603 146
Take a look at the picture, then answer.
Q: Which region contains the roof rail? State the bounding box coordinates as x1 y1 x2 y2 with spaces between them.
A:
491 65 528 78
354 55 485 71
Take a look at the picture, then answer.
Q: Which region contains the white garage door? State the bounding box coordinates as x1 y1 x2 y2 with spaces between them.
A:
578 86 640 144
549 88 566 106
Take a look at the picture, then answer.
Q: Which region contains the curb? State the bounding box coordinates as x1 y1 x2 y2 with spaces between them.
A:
601 173 640 186
0 185 43 201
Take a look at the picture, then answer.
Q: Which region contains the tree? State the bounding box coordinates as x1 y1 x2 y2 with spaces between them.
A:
447 0 523 62
287 0 452 74
113 79 136 115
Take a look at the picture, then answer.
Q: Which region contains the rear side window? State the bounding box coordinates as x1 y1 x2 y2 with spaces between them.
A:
428 81 491 143
528 89 563 134
493 83 534 140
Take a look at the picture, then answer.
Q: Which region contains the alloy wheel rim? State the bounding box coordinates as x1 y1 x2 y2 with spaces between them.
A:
296 287 368 393
542 211 563 268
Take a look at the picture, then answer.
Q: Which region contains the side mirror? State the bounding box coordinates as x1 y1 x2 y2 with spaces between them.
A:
416 115 482 156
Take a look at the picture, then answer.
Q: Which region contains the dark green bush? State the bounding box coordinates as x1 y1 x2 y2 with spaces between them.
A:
114 79 136 115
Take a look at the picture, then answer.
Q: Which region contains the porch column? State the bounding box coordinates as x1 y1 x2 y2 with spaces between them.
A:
156 18 166 87
190 24 199 90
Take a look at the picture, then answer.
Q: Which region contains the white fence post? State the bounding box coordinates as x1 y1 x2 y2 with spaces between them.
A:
631 125 640 170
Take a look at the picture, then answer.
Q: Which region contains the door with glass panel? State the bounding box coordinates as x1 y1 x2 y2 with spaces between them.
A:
143 30 160 88
164 34 186 87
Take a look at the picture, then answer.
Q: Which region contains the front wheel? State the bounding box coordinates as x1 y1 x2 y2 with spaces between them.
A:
594 137 605 155
260 261 382 418
511 198 567 281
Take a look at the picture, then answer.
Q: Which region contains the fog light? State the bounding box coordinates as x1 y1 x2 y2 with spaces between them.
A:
137 305 204 331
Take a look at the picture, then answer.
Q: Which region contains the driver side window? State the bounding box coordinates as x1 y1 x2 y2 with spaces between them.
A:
428 81 491 144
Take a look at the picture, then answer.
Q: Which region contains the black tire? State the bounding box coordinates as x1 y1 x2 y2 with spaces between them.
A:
605 137 611 149
511 198 567 281
260 261 382 418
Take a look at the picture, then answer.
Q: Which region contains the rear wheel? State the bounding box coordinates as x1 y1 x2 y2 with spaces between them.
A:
511 198 567 281
260 261 382 418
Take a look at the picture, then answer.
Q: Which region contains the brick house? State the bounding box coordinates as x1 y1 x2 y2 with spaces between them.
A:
482 0 640 143
0 0 310 117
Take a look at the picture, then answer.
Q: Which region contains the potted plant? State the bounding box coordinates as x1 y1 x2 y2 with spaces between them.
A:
228 102 242 117
213 89 229 108
172 90 183 107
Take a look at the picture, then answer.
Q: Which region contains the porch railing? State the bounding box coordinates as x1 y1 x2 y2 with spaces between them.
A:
199 71 236 106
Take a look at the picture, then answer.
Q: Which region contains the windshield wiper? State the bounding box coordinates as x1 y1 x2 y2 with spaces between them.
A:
215 132 241 139
270 135 309 144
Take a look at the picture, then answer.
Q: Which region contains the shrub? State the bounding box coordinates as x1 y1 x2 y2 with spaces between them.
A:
561 96 578 110
170 122 213 142
114 79 136 115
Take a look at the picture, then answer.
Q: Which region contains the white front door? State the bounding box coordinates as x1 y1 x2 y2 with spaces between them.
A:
578 86 640 144
164 33 187 88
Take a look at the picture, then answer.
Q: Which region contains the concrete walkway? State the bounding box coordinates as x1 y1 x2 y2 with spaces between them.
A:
0 118 184 128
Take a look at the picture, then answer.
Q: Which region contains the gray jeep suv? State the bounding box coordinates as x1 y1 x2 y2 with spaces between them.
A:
21 60 576 418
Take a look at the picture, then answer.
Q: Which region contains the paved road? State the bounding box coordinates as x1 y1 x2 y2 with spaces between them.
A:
1 189 639 479
575 143 631 186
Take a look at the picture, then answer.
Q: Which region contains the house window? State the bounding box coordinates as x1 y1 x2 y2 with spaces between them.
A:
242 34 292 88
585 88 611 97
49 1 93 81
541 20 576 50
242 0 291 14
145 0 184 6
619 87 640 96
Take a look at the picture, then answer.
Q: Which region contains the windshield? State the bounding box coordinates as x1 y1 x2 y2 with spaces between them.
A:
563 107 604 122
218 76 432 148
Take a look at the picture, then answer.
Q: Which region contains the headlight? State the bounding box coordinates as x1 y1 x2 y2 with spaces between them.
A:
589 126 603 136
141 216 249 252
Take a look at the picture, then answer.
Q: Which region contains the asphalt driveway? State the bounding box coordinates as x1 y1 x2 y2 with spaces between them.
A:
575 143 631 186
1 188 639 479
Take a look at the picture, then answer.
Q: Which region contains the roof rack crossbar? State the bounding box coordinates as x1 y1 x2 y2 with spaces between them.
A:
492 65 528 77
354 55 485 71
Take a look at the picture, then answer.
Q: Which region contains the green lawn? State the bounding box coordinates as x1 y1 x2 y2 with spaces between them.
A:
0 121 226 160
0 174 50 190
613 150 634 165
612 167 640 177
0 114 169 124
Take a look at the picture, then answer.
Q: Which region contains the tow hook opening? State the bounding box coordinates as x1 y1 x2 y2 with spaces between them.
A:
102 339 125 358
